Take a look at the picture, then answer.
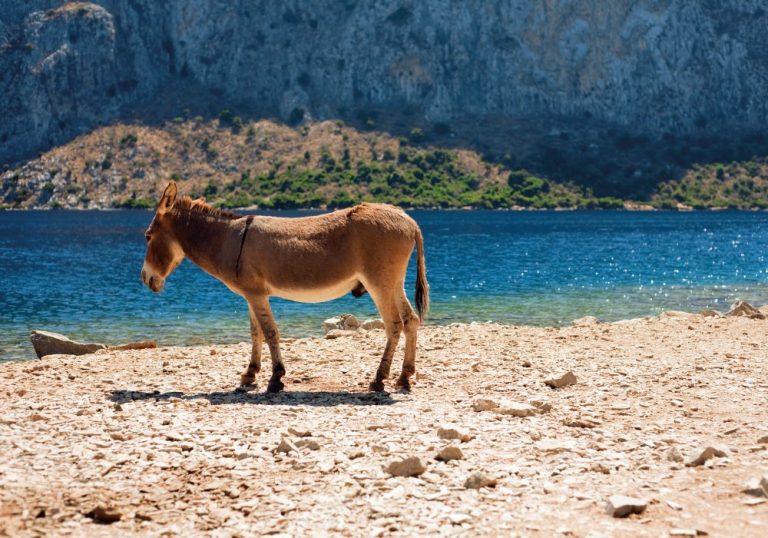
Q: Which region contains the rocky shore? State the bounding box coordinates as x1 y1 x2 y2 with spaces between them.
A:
1 313 767 536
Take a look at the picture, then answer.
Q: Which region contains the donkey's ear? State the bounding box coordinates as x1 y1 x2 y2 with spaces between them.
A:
158 181 178 213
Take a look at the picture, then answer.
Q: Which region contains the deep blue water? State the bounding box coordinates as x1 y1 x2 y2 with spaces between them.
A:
1 210 767 361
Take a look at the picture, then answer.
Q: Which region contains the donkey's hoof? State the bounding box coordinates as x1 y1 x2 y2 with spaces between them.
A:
240 374 256 386
267 379 284 393
369 379 386 392
395 375 412 392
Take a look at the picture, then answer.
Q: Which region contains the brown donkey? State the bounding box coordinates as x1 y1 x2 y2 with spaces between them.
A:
141 182 429 393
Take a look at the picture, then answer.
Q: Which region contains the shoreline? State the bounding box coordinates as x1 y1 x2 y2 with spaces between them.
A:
4 205 768 212
4 305 767 363
1 316 767 536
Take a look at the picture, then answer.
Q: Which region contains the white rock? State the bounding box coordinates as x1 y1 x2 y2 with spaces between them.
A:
572 316 599 326
340 314 361 330
361 319 385 330
544 371 578 389
325 329 355 340
498 402 538 417
385 456 426 477
667 446 684 463
742 478 766 498
660 310 696 319
323 317 343 334
324 313 361 333
605 495 647 518
669 529 698 536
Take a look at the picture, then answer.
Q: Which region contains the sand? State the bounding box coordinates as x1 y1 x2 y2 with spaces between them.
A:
1 312 767 537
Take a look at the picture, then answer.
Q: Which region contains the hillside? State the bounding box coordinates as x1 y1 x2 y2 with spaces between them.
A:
0 118 622 210
4 115 768 210
2 1 768 168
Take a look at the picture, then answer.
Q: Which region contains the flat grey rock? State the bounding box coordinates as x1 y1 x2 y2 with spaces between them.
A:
30 330 106 358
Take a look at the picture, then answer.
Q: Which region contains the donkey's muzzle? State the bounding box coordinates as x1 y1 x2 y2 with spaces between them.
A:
141 266 164 293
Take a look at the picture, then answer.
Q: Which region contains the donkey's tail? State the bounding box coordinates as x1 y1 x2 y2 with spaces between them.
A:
414 227 430 323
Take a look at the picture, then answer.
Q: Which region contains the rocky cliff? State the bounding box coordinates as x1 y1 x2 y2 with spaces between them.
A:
1 0 767 166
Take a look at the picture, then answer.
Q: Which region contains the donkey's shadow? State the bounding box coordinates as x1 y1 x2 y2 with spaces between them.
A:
109 388 396 407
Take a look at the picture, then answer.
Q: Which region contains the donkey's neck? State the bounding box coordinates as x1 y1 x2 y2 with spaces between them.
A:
170 211 243 280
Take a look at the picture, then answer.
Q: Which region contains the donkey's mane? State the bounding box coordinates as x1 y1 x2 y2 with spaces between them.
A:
172 196 242 220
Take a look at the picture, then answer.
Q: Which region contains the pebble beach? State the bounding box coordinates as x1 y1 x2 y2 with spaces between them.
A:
1 312 768 537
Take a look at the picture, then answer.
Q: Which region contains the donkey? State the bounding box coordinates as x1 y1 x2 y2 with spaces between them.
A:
141 182 429 393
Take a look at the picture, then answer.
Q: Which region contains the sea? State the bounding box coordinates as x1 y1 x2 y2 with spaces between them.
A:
1 210 767 361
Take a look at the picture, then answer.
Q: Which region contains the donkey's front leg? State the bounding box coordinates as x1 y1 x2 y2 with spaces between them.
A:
240 305 263 386
250 295 286 393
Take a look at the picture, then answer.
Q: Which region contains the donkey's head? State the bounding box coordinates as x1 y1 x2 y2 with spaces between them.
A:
141 182 184 293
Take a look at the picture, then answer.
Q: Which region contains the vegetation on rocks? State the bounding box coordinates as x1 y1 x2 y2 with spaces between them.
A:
1 117 767 210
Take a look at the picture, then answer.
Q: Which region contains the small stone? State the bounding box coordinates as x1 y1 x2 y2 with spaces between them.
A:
757 434 768 444
297 439 320 451
661 310 696 319
361 319 385 330
667 447 684 463
471 398 499 412
530 399 552 412
85 505 122 524
275 437 299 454
572 316 599 327
669 529 698 537
725 301 765 319
385 456 426 477
684 445 729 467
348 450 365 460
698 309 720 317
436 445 464 461
464 473 497 490
761 475 768 496
497 402 537 417
742 478 766 498
322 317 343 334
665 500 684 511
323 314 361 333
325 329 355 339
544 371 578 389
287 427 311 438
563 417 600 428
605 495 647 518
437 426 473 443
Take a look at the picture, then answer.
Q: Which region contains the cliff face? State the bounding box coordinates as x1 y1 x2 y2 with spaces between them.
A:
1 0 767 165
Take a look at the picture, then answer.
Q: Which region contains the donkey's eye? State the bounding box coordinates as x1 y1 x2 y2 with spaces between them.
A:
144 233 151 243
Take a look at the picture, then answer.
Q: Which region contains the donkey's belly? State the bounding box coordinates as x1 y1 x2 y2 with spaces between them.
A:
268 277 359 303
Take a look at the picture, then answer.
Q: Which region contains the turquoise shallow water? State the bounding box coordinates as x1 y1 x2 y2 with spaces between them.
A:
1 210 767 360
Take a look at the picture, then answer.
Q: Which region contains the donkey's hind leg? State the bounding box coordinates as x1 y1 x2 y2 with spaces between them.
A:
395 288 420 391
367 287 403 392
240 305 263 386
249 295 286 393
